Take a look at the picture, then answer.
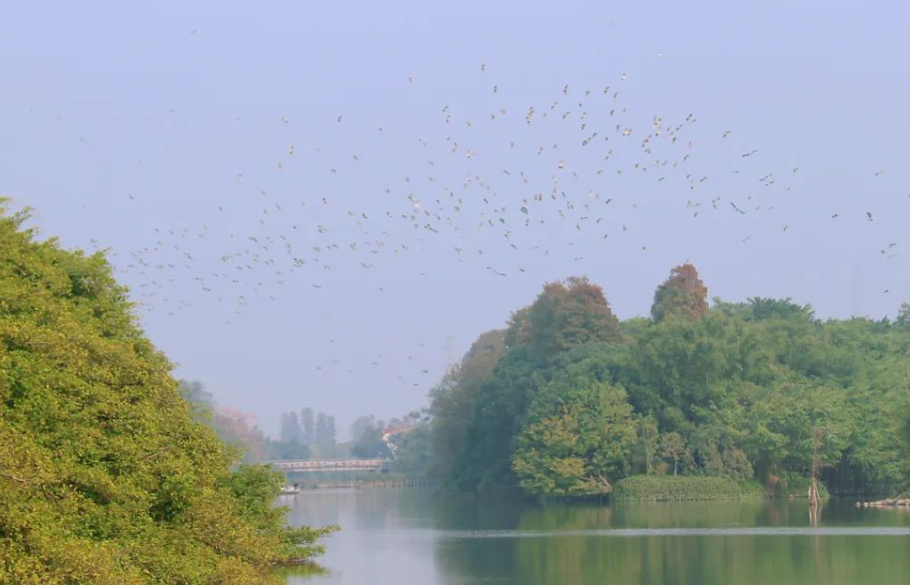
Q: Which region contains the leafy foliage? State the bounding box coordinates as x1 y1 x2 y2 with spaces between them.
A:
427 266 910 499
512 374 637 497
0 203 334 584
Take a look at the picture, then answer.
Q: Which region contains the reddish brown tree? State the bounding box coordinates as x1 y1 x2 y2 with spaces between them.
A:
525 276 622 358
651 263 709 322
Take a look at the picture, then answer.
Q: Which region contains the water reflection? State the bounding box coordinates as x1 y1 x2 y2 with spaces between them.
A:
285 489 910 585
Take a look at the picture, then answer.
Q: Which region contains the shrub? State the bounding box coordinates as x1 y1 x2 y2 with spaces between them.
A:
612 476 765 501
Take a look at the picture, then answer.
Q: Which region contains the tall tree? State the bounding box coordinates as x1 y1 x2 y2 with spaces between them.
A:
896 302 910 327
659 432 689 476
391 424 431 474
350 415 378 443
459 347 542 490
311 413 336 457
747 297 814 322
651 263 709 322
180 380 214 407
315 413 328 445
301 407 315 445
526 277 622 359
429 329 507 483
504 306 532 348
452 279 623 492
351 426 391 459
279 411 303 445
637 416 659 475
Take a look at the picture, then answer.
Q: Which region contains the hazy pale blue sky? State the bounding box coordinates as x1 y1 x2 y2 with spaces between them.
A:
2 0 908 437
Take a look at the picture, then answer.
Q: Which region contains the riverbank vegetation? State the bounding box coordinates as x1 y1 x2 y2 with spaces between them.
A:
0 204 334 584
612 477 764 501
428 265 910 500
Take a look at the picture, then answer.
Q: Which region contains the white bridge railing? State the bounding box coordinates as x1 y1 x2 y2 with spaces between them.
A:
267 459 390 472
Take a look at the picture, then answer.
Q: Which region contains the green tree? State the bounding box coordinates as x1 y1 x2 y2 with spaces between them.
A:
280 411 304 445
659 432 689 476
747 297 815 322
391 423 431 474
459 347 542 490
0 202 334 585
899 302 910 324
301 407 315 445
429 329 506 483
451 279 623 492
743 380 851 481
350 415 378 443
351 426 391 459
312 412 336 457
512 381 637 497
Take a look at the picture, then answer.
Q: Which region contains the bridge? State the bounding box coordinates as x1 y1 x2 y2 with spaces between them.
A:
267 459 391 473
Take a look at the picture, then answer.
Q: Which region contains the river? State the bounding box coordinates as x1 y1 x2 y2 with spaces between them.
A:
282 488 910 585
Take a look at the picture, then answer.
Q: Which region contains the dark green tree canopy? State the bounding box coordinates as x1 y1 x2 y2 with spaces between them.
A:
428 329 507 483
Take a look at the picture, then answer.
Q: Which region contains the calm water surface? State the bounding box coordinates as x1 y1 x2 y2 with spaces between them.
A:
282 488 910 585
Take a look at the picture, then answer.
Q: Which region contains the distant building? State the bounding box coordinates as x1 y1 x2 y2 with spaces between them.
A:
382 425 416 456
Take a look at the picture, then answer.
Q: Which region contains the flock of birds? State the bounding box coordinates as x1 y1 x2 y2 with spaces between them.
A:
81 62 904 386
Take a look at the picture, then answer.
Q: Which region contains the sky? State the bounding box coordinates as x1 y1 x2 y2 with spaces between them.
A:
2 0 909 439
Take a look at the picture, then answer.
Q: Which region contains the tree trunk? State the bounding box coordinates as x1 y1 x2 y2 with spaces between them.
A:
809 427 822 507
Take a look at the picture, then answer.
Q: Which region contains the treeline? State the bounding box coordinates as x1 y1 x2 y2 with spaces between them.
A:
0 203 333 584
428 265 910 498
276 408 337 459
180 386 341 462
348 411 431 472
182 384 429 467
